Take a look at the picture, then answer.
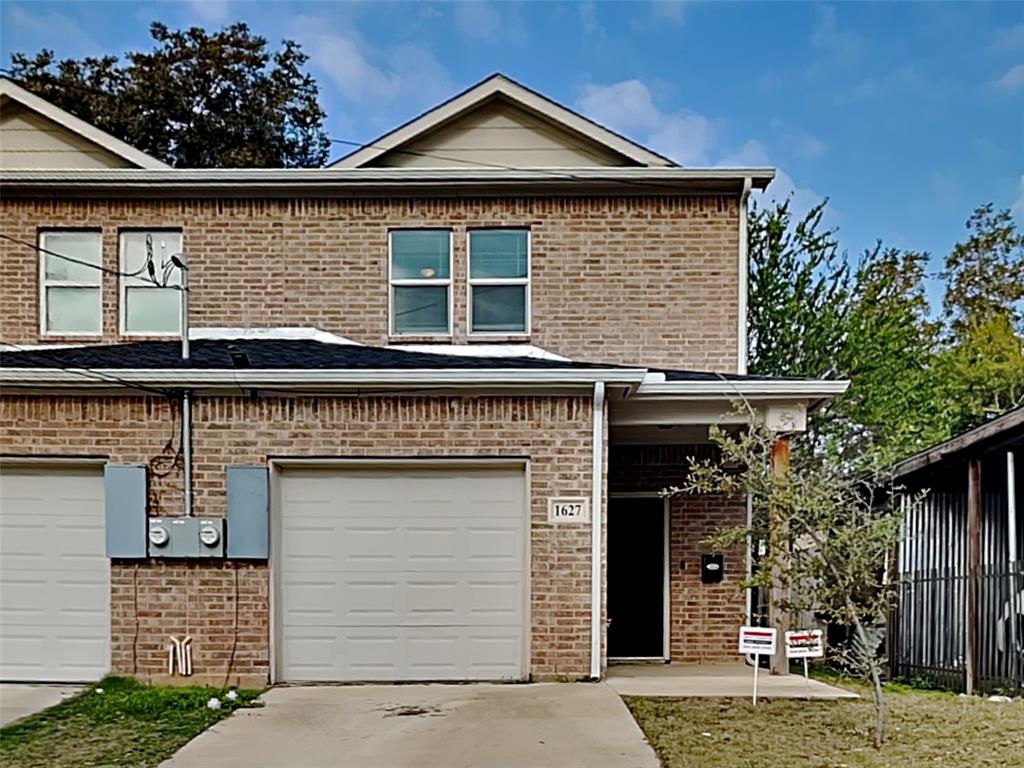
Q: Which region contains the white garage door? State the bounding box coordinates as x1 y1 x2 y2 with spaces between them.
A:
0 465 110 682
277 464 527 682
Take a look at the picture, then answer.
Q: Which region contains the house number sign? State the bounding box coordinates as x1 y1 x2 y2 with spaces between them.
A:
547 497 590 523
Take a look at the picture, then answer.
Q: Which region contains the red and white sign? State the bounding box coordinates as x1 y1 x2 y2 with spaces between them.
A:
738 626 777 656
785 629 824 659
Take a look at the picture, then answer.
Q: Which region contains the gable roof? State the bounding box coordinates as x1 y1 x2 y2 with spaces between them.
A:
0 77 169 170
332 73 676 169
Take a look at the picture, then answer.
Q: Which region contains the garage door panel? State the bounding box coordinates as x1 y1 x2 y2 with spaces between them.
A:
278 465 527 681
0 467 109 682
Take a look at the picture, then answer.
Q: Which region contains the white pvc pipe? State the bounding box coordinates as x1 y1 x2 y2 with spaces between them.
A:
1009 451 1018 565
590 381 606 680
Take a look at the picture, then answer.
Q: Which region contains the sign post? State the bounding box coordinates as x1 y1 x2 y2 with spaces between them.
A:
738 626 777 705
785 629 824 697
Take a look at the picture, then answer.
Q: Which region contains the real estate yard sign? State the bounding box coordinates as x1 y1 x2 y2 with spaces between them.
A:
738 626 777 705
786 629 824 694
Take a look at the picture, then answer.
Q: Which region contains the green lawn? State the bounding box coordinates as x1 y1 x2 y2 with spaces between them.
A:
625 680 1024 768
0 677 262 768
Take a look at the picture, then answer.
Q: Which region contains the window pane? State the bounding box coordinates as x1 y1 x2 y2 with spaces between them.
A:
125 287 181 333
391 231 450 280
46 287 101 333
122 231 183 286
42 232 102 284
472 285 526 333
470 230 528 279
393 285 449 335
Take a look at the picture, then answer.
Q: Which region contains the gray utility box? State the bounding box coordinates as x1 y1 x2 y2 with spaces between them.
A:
148 517 226 558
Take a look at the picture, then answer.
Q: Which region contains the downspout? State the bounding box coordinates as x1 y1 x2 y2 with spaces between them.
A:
180 253 192 517
590 381 606 680
737 176 752 375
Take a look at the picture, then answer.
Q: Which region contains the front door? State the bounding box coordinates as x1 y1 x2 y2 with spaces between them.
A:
608 496 666 659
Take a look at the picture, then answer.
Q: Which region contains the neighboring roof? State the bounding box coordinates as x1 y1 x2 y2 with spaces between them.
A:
0 166 775 197
332 73 676 169
0 77 169 170
892 406 1024 480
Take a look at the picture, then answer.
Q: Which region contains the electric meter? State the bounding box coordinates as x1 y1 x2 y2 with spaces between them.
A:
149 524 170 547
199 524 221 547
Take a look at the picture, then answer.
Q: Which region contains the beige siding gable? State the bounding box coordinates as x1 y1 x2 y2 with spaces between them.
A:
369 98 635 168
0 100 135 169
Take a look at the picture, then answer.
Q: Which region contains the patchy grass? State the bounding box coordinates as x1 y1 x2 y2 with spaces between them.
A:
0 677 262 768
625 680 1024 767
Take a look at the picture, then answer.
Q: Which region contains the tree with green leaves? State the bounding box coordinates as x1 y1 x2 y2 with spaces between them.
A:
747 200 943 463
8 22 330 168
671 417 917 748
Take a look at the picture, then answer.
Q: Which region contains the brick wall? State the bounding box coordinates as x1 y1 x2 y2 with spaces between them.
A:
0 195 741 371
0 392 604 684
609 444 747 662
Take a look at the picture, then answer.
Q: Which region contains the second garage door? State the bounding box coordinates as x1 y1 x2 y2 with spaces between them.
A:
276 464 527 682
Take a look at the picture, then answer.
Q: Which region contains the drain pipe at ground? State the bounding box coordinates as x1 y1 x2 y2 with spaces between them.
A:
590 381 605 680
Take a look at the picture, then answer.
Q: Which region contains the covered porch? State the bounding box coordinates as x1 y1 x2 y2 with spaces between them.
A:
602 373 848 674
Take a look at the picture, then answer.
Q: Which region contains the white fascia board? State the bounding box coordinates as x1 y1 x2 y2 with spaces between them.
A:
634 379 851 400
0 367 647 389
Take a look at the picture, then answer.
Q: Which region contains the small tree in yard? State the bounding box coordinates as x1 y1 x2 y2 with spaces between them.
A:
669 415 918 748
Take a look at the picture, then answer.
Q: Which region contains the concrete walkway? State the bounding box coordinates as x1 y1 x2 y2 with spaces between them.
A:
161 682 660 768
606 662 858 699
0 684 84 726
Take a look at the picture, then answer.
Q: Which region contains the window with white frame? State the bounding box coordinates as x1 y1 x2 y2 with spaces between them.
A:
120 230 183 335
389 229 452 336
468 229 530 334
39 230 103 335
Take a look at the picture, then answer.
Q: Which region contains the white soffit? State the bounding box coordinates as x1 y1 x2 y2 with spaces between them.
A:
0 77 169 170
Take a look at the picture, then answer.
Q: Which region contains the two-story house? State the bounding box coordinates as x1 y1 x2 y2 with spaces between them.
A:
0 74 847 686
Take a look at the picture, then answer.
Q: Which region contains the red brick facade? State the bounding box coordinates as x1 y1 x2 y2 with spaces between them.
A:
0 393 604 685
0 195 740 372
609 444 747 663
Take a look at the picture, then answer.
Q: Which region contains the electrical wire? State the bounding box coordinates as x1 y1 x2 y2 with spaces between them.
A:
0 232 166 284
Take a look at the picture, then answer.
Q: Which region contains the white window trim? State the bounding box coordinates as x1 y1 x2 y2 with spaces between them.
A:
467 228 531 338
118 229 183 337
38 230 103 337
388 229 453 338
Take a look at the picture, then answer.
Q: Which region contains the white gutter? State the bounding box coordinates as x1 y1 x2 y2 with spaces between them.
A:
590 381 606 680
635 379 851 398
0 167 777 187
737 177 752 375
0 367 646 389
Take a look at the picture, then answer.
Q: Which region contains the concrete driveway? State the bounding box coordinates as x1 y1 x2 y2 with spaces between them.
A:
0 684 83 726
161 682 659 768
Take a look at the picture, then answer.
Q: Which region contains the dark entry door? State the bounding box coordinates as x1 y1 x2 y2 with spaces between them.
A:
608 496 665 658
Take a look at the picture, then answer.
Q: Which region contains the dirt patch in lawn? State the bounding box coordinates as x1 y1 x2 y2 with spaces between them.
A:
0 677 262 768
624 682 1023 767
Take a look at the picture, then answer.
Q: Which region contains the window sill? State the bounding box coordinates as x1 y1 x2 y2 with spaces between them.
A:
387 335 454 345
467 334 532 343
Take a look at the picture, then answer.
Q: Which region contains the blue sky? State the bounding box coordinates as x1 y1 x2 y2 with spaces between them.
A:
2 1 1021 308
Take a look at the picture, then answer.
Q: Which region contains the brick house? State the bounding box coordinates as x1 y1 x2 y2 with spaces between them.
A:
0 74 847 686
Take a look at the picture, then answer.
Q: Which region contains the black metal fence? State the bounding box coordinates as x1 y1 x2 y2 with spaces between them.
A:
890 492 1023 694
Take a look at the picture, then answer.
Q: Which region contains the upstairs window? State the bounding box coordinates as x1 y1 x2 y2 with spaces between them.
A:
39 230 103 335
468 229 530 335
389 229 452 336
120 230 183 335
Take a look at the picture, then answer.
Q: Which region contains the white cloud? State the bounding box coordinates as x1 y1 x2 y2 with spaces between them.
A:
288 16 453 110
577 80 824 217
1012 176 1024 224
649 1 687 25
6 6 105 58
994 63 1024 91
454 2 502 42
794 131 826 159
579 2 606 38
992 22 1024 53
186 0 231 24
810 4 863 60
577 80 715 165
